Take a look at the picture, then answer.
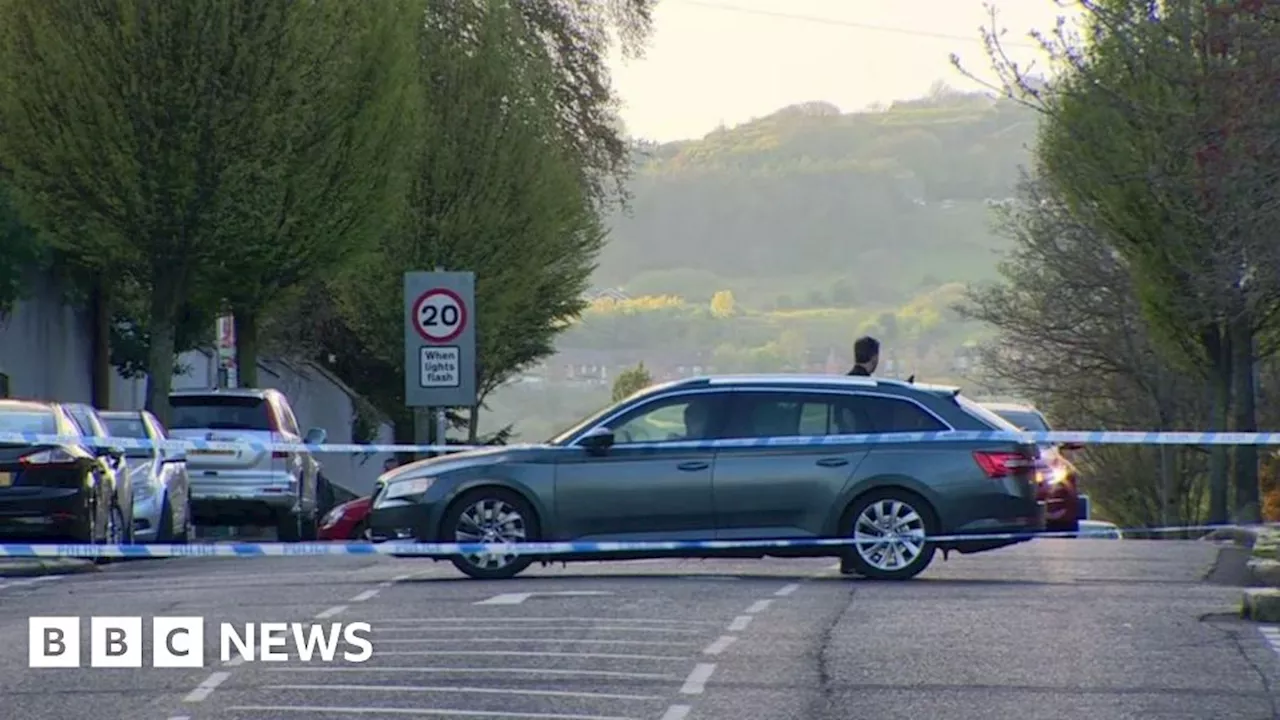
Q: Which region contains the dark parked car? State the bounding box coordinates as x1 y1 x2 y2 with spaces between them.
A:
0 400 127 545
370 375 1046 581
981 402 1083 534
63 402 134 543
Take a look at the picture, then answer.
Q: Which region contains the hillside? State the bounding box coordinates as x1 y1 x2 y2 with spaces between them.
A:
597 89 1039 307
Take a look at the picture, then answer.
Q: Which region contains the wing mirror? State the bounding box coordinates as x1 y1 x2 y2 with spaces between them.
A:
580 427 615 455
304 428 327 445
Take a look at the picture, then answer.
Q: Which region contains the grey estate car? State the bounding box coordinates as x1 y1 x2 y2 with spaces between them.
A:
370 375 1046 580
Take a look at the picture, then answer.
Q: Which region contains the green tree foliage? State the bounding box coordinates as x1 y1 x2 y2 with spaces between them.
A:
611 362 652 402
709 290 736 318
0 188 44 315
0 0 411 422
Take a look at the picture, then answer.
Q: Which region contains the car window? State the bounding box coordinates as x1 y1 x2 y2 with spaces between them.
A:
67 408 108 438
0 409 57 435
991 409 1050 431
608 394 723 444
104 416 149 439
723 394 834 439
170 395 274 431
833 395 948 434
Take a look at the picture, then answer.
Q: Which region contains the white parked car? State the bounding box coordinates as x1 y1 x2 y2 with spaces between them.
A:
1077 519 1123 539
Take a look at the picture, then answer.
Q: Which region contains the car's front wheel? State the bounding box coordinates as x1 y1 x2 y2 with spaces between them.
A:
441 488 538 580
842 488 937 581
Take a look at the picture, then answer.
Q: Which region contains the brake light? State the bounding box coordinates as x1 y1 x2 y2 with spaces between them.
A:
973 450 1033 479
21 448 79 466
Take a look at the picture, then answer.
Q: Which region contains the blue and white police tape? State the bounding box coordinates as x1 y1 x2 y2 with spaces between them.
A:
9 430 1280 455
0 524 1240 559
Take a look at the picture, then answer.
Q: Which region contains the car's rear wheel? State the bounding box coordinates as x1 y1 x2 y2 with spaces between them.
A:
842 488 937 581
442 488 538 580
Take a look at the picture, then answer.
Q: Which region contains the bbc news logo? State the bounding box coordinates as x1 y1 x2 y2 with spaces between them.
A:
29 616 374 668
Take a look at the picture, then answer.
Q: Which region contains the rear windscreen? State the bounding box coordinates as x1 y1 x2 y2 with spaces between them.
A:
0 410 57 435
104 417 149 439
955 396 1024 432
169 396 273 431
992 409 1050 432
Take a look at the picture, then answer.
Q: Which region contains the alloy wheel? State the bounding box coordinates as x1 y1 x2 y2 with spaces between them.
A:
853 498 927 572
454 498 528 570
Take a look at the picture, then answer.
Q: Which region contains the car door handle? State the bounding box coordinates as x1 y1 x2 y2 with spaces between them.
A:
677 461 710 472
816 457 849 467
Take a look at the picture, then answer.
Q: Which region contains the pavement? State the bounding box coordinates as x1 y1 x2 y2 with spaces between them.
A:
0 539 1276 720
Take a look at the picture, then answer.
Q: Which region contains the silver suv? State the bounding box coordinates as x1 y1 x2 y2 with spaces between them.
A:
167 388 326 541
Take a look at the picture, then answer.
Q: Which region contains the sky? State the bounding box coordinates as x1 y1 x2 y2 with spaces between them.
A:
608 0 1081 142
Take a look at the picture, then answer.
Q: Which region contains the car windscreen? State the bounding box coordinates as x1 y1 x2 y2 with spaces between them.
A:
104 417 148 439
991 409 1050 432
0 409 58 436
169 396 274 431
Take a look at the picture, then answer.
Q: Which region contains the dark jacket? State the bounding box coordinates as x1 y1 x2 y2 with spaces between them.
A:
847 365 870 376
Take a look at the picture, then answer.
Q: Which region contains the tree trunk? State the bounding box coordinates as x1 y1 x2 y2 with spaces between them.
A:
88 279 111 409
1207 325 1232 525
1231 316 1260 523
468 405 480 444
392 407 413 466
234 310 259 388
144 284 180 428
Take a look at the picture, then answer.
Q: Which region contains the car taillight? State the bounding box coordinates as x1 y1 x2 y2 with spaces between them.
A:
973 450 1034 479
21 448 79 466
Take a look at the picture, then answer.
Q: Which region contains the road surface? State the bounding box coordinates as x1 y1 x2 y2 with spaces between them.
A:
0 539 1274 720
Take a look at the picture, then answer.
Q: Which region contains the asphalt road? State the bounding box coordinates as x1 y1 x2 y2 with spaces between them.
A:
0 539 1275 720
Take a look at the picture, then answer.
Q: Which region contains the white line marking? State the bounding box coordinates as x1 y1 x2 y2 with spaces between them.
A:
378 650 684 661
680 663 716 694
393 574 413 582
745 599 772 614
476 591 615 605
265 684 663 701
702 635 737 655
315 605 347 619
476 593 531 605
774 583 800 597
369 617 719 625
167 716 191 720
183 671 230 703
659 707 691 720
350 589 380 602
728 615 752 631
223 657 246 668
227 707 637 719
266 666 677 679
374 625 694 634
679 576 740 581
374 638 696 647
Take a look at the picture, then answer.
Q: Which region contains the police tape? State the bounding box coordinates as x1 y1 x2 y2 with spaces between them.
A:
8 430 1280 455
0 524 1241 559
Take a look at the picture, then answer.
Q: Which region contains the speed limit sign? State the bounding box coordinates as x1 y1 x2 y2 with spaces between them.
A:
412 288 467 343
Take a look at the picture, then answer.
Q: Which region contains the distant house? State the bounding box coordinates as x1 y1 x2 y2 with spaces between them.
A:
583 287 630 302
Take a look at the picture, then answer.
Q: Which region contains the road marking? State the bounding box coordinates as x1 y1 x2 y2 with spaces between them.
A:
266 666 677 679
229 707 637 719
680 663 716 694
702 635 737 655
660 707 691 720
774 583 800 597
315 605 347 619
728 615 752 631
374 625 694 634
379 650 685 661
266 684 663 701
475 591 615 605
1260 625 1280 655
184 671 230 703
350 589 380 602
369 616 718 625
393 574 414 582
679 575 740 581
167 716 191 720
745 599 772 614
375 637 697 647
223 656 246 667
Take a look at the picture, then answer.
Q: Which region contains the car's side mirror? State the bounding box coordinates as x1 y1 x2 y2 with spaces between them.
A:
580 427 615 455
304 428 327 445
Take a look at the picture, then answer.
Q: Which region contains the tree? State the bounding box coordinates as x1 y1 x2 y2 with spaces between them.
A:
330 0 636 438
967 0 1280 523
710 290 736 318
611 362 652 402
0 0 407 422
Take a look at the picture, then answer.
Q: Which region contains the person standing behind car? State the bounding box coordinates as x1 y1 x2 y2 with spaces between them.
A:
847 336 879 377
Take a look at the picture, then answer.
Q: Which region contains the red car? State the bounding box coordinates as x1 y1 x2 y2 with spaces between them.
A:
982 402 1082 533
318 496 372 540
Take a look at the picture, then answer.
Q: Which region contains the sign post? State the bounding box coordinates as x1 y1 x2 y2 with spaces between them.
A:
404 271 477 456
